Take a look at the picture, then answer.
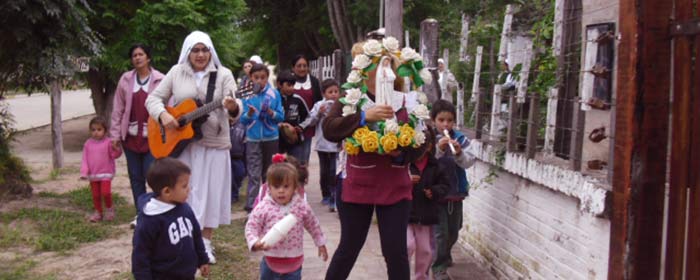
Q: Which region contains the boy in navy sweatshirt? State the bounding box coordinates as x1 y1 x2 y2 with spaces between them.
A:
132 158 210 280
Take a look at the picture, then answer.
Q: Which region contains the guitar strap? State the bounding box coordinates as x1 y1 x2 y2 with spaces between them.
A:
205 68 217 103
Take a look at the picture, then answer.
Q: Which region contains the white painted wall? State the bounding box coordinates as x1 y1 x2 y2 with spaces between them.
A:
461 161 611 279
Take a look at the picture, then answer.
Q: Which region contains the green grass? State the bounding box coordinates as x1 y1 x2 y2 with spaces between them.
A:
0 258 57 280
0 186 135 252
205 219 259 280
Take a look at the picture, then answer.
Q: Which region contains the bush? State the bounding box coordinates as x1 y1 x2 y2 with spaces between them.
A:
0 102 32 201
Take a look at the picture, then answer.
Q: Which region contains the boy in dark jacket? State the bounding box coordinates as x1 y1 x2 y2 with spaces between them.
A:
277 70 310 160
407 127 451 280
132 158 210 280
430 100 477 280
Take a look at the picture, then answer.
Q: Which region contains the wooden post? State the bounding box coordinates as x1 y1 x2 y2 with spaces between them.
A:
498 5 514 62
525 93 539 159
608 0 672 279
474 88 485 140
472 46 484 138
384 0 403 44
569 97 584 171
544 88 558 154
489 85 502 141
442 48 450 69
459 13 470 62
553 0 564 57
666 0 696 278
506 93 519 152
50 79 63 169
457 83 464 128
420 18 440 103
333 49 343 82
517 41 534 103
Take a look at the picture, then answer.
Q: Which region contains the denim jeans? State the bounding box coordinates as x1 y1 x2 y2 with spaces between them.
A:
123 148 154 212
260 258 301 280
317 152 337 200
230 158 246 202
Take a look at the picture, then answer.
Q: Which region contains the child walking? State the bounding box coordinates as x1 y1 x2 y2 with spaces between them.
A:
429 100 476 280
241 63 285 212
277 70 310 161
132 157 210 279
253 153 309 209
245 160 328 280
80 116 122 222
407 127 450 280
299 79 341 210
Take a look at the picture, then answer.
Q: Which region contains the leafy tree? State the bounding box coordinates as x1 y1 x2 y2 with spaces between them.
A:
86 0 249 120
0 0 100 186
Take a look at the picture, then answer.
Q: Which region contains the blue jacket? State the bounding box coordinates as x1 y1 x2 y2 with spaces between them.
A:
132 193 208 280
240 84 284 142
435 129 475 201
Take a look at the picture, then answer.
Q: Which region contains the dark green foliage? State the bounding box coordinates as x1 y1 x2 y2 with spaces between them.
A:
0 103 31 200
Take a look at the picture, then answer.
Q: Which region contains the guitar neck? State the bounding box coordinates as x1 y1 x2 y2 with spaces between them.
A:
184 99 223 122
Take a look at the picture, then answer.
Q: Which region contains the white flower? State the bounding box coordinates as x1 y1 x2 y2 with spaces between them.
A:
419 68 433 85
413 130 426 146
384 119 399 135
382 37 400 52
400 47 421 62
412 104 430 120
344 88 363 105
342 105 356 117
417 92 429 104
363 39 383 56
347 70 363 84
352 54 372 70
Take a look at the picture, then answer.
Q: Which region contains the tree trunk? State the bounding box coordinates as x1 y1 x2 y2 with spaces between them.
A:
87 68 116 120
384 0 403 44
327 0 357 52
50 79 63 169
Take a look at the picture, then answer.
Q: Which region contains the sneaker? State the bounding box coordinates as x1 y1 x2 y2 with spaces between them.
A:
130 216 138 229
104 208 115 221
329 202 336 212
88 211 102 223
203 238 216 264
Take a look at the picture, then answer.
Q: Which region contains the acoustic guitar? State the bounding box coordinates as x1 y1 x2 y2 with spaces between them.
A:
148 83 258 158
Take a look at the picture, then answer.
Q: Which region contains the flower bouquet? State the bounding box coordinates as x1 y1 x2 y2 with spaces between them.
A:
340 37 433 156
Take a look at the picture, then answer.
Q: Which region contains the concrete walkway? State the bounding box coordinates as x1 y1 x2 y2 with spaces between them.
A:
301 153 494 280
4 89 94 131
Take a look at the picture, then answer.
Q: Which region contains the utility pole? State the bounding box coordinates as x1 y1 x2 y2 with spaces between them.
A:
384 0 403 44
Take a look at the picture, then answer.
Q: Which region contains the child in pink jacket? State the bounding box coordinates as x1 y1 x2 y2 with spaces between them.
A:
245 159 327 280
81 116 122 222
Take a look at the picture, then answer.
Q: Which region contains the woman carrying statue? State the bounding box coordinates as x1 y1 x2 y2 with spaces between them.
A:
322 37 434 280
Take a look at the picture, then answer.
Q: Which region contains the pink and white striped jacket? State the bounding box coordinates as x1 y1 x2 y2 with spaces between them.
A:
245 193 326 258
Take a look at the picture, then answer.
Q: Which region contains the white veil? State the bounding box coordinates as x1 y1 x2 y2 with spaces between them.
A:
177 31 222 67
374 56 396 106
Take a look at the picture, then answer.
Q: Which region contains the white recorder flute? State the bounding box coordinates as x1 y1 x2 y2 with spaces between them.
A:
443 129 457 154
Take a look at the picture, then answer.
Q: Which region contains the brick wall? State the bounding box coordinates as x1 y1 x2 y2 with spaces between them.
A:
460 161 611 279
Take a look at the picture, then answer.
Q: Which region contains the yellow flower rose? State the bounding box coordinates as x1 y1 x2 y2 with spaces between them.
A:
345 141 360 156
352 126 371 142
399 124 414 138
398 132 413 147
361 131 380 153
380 133 399 153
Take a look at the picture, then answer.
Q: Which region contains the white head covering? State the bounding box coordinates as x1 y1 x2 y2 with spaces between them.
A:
438 58 445 65
177 31 222 67
249 55 263 64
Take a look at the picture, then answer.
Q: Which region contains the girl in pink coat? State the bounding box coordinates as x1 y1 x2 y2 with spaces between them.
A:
81 116 122 222
245 160 327 279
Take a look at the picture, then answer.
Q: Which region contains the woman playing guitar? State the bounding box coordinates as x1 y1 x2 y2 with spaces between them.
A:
145 31 239 264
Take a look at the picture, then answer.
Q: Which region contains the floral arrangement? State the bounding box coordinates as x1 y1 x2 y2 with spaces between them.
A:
340 37 432 156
